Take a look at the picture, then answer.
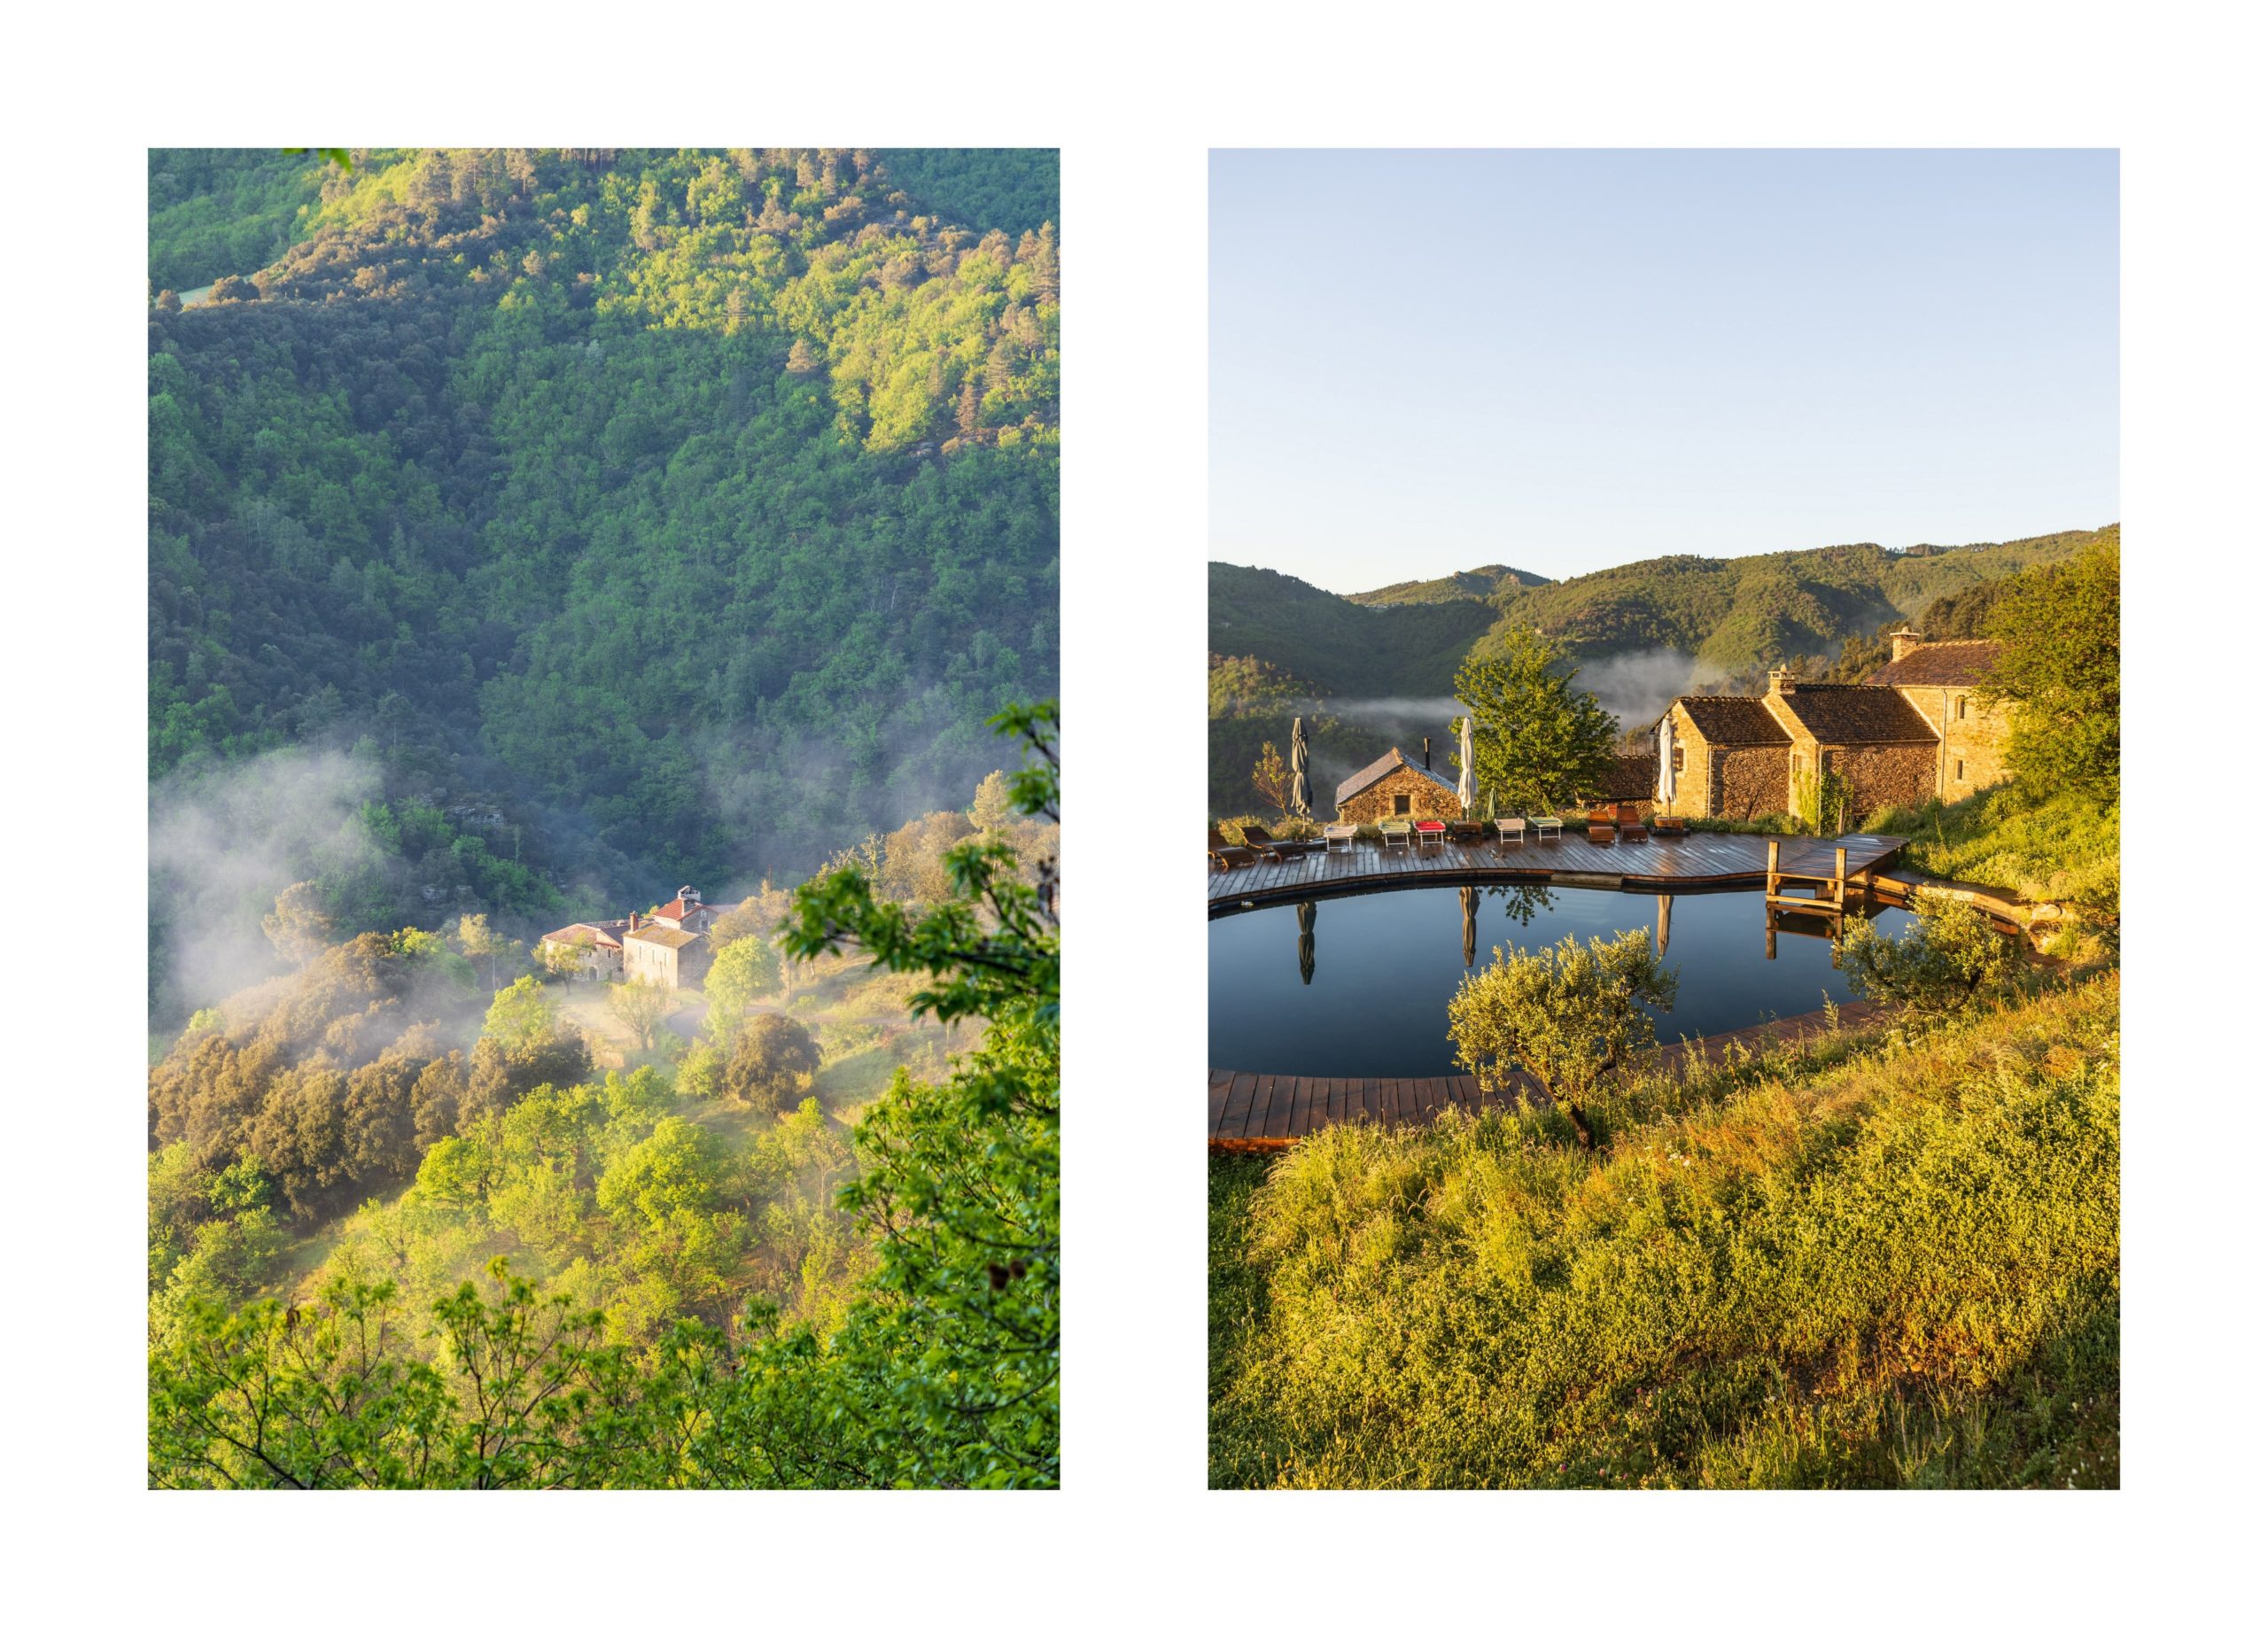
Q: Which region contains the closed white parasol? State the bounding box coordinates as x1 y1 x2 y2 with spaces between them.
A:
1657 712 1676 806
1457 715 1477 815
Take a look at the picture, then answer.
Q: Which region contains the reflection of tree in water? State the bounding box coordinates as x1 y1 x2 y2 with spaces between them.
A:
1487 884 1557 926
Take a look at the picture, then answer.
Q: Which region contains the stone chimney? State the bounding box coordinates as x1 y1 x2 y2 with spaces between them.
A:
1887 627 1924 663
628 911 641 932
1767 667 1797 695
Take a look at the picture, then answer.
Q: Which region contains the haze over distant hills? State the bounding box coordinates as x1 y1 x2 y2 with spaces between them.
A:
1207 525 2113 814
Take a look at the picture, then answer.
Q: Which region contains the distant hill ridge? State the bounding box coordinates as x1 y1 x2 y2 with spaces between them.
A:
1212 526 2113 697
1348 565 1552 606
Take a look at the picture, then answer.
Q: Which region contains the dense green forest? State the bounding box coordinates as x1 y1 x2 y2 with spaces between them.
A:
1208 528 2111 815
150 147 1059 1024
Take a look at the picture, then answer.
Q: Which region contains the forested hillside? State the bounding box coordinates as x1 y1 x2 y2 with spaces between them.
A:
1208 528 2109 812
150 147 1060 1022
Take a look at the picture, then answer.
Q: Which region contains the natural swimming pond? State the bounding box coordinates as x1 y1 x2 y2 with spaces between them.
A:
1208 884 1915 1078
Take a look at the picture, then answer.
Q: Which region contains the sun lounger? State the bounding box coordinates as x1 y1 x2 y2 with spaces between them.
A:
1530 814 1563 841
1241 824 1325 863
1449 819 1486 845
1379 819 1413 850
1616 803 1649 840
1208 827 1260 871
1586 816 1617 843
1495 816 1527 843
1414 819 1449 848
1324 822 1359 851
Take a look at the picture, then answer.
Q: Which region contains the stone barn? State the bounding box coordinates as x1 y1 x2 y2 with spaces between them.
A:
1655 696 1795 821
1333 747 1464 823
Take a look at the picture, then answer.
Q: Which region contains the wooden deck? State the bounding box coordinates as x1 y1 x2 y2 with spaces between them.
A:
1208 831 1907 914
1207 1001 1882 1153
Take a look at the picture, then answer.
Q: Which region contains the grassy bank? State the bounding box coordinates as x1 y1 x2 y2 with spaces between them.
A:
1209 973 2119 1488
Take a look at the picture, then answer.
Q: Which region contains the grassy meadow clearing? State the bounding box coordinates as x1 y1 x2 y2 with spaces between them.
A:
1210 972 2118 1489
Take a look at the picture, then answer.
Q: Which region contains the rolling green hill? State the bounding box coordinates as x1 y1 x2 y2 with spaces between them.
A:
1215 528 2110 693
1347 564 1550 607
1208 564 1495 697
150 147 1059 1021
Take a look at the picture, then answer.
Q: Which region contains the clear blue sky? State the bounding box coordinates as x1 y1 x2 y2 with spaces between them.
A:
1210 149 2118 594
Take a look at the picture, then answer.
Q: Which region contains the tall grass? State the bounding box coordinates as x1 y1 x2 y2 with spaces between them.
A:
1209 974 2119 1488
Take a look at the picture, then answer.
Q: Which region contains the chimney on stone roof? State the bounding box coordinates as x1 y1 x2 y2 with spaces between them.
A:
628 911 641 932
1423 735 1432 771
1887 627 1924 663
1768 667 1797 695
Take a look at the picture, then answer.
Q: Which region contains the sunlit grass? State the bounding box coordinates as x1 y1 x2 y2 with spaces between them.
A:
1209 974 2119 1489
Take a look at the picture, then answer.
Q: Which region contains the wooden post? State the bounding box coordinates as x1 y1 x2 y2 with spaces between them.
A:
1834 845 1848 912
1767 838 1781 898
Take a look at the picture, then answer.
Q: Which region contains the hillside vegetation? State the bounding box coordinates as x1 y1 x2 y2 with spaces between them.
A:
150 147 1059 1021
1211 974 2119 1488
1214 528 2109 699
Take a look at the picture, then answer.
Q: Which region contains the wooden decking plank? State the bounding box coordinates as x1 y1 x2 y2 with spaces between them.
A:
1223 1073 1259 1140
1262 1075 1294 1141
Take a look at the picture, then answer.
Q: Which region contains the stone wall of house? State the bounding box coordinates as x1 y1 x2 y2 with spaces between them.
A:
1827 741 1939 818
623 938 679 989
1335 765 1464 823
1894 686 2012 799
1713 745 1790 819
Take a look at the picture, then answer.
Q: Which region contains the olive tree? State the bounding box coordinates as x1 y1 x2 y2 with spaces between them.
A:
1447 928 1676 1150
1843 892 2024 1015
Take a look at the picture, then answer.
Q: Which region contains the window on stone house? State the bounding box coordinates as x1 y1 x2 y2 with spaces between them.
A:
1956 759 1965 782
1672 746 1685 773
1956 695 1968 720
1394 793 1410 815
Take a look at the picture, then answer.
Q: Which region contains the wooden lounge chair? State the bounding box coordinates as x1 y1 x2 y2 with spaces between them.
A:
1379 819 1413 850
1208 827 1259 871
1324 822 1359 851
1241 824 1325 863
1414 819 1449 849
1449 819 1486 845
1530 814 1563 841
1616 803 1649 840
1495 815 1527 843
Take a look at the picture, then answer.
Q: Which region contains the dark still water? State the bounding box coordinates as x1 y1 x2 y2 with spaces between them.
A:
1208 885 1914 1078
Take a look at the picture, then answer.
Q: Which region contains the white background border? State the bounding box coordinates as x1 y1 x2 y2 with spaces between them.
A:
4 0 2258 1628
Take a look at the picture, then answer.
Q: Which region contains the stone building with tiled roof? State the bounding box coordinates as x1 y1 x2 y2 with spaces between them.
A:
1651 633 2015 821
1332 746 1464 824
1869 630 2011 798
621 886 720 990
535 917 633 979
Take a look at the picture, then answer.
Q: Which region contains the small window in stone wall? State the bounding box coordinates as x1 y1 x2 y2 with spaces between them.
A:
1672 747 1685 773
1956 695 1968 720
1956 759 1965 781
1394 794 1410 815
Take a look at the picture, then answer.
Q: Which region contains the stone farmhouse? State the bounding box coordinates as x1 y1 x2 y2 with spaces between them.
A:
1333 747 1464 823
539 887 722 990
1652 632 2011 822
